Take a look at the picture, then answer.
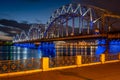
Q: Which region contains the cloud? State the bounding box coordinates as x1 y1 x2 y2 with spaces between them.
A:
0 24 22 30
0 31 8 36
0 31 12 40
35 19 42 23
0 19 30 40
0 19 30 31
0 35 13 40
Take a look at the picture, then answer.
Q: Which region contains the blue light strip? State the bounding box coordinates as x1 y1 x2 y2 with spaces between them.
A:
38 42 56 57
95 39 106 56
109 40 120 54
14 43 36 48
96 39 120 56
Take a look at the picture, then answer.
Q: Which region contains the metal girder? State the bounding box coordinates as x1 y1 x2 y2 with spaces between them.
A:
103 14 120 19
13 3 119 43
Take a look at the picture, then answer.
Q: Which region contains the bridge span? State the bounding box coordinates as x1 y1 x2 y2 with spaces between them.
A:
12 3 120 58
13 3 120 43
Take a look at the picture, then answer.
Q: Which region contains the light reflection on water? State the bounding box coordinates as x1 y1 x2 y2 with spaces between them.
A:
0 46 41 60
0 39 120 60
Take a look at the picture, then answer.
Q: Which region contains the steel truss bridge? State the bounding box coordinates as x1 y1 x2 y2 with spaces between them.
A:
13 3 120 43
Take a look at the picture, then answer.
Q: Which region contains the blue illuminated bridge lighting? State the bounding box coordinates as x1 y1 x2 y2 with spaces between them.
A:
109 40 120 54
96 39 106 56
96 39 120 56
14 43 36 48
13 39 120 58
38 42 56 57
14 42 56 58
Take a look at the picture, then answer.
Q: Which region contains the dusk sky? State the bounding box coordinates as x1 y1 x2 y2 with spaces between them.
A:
0 0 120 40
0 0 120 24
0 0 71 24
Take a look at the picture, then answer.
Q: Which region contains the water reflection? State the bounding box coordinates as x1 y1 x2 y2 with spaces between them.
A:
0 39 120 60
0 46 41 60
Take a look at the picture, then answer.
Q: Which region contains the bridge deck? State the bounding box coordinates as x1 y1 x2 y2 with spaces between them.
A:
16 34 107 43
14 33 120 43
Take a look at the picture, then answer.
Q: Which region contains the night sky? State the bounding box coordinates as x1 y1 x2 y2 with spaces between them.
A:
0 0 120 24
0 0 71 24
0 0 120 40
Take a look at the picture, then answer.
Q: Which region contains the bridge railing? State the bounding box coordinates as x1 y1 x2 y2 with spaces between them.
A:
0 53 120 74
0 58 41 74
49 56 76 68
105 54 119 61
82 55 100 64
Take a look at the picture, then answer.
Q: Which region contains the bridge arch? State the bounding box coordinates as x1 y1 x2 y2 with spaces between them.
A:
44 3 110 38
13 3 120 43
13 34 20 42
19 30 28 41
28 24 41 40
